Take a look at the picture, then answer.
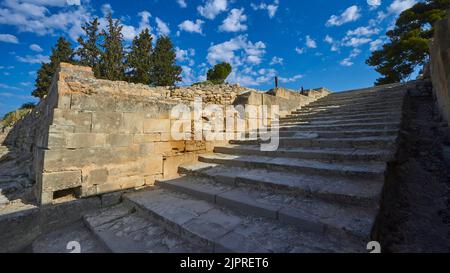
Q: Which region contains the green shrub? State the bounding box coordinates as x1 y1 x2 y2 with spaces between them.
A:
206 62 232 84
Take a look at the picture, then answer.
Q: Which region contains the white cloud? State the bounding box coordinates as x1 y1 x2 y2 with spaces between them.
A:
340 58 353 66
16 54 50 64
207 35 266 67
295 47 304 54
346 26 380 37
29 43 43 52
324 35 333 44
101 3 113 16
388 0 417 14
370 38 383 51
279 74 303 83
326 5 361 27
305 35 317 48
343 37 372 47
0 33 18 43
120 11 153 41
178 19 204 34
155 17 170 36
0 0 91 41
176 47 195 66
340 48 361 66
197 0 228 20
270 56 283 65
367 0 381 9
0 83 20 90
219 8 247 32
251 0 279 18
177 0 187 8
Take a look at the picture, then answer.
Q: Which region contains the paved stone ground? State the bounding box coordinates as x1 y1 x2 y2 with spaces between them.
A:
374 83 450 252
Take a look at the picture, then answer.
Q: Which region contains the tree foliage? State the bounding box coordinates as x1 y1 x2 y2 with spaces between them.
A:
99 13 126 81
126 28 153 85
151 36 182 86
76 18 101 77
207 62 232 84
366 0 450 85
32 37 74 99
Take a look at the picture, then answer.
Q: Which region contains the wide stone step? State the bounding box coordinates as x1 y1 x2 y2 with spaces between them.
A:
284 111 402 121
279 116 401 126
83 204 205 253
276 121 400 131
292 104 403 115
198 153 387 180
308 96 404 109
156 176 376 242
275 129 399 138
178 163 383 207
230 136 397 149
214 145 394 162
123 188 366 252
310 96 404 107
288 108 403 118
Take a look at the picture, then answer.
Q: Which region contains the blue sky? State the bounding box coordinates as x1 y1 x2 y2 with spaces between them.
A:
0 0 419 117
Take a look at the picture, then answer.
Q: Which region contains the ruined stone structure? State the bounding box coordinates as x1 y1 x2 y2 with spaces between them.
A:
1 10 450 253
430 10 450 130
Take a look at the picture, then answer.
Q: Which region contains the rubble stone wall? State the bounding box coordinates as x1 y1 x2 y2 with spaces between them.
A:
430 10 450 126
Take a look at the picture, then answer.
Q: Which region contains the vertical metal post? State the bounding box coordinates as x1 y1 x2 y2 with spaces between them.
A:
275 76 278 89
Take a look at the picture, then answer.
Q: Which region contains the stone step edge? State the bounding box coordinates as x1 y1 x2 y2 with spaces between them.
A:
177 164 382 207
197 154 387 180
155 177 373 241
213 145 394 162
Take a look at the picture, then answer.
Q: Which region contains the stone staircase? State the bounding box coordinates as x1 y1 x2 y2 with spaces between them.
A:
32 83 411 253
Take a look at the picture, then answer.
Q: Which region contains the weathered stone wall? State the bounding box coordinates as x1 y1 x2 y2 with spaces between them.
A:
430 10 450 127
236 87 330 117
35 63 206 205
2 63 329 206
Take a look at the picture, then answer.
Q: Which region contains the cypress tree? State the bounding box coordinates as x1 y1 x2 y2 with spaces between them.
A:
32 36 74 99
126 28 153 85
99 13 125 81
76 18 101 76
151 36 182 86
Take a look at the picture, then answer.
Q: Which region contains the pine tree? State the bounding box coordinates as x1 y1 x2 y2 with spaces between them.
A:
99 13 125 81
151 36 182 86
366 0 450 85
32 37 74 99
76 18 101 77
126 28 153 85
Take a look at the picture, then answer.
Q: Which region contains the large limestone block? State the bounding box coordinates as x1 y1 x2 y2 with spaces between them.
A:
106 134 133 147
143 118 171 133
66 133 106 149
42 170 82 191
52 109 92 133
82 167 108 186
133 133 161 144
71 93 116 112
115 97 143 112
163 152 198 178
142 156 163 175
43 145 141 171
92 112 123 133
154 141 186 154
122 112 144 133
